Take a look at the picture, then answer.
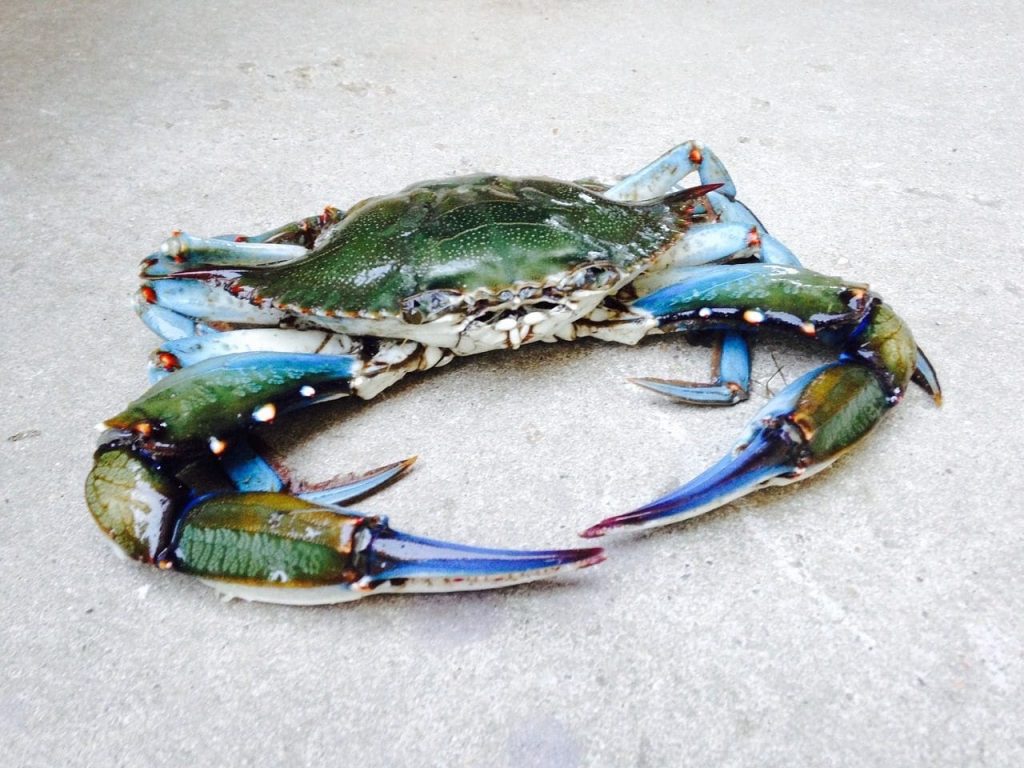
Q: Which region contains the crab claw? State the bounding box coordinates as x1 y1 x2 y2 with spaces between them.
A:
359 526 606 596
582 362 890 538
170 492 603 605
581 423 801 538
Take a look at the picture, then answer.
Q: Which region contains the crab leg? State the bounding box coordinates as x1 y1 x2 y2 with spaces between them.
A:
148 328 360 380
582 263 940 537
88 348 604 603
136 277 288 340
142 234 310 278
88 448 603 606
124 341 434 505
174 493 604 605
604 140 738 201
616 216 796 406
625 207 776 406
141 207 343 277
629 192 802 403
108 340 449 459
103 352 361 454
219 438 416 505
604 142 801 405
137 206 345 339
630 333 751 406
146 333 444 503
214 206 342 246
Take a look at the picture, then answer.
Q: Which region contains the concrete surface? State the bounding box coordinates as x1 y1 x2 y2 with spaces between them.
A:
1 2 1021 766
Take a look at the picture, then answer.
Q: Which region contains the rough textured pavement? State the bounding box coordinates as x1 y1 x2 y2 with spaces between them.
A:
1 2 1021 766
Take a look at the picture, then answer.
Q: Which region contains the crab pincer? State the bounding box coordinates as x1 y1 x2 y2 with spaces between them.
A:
88 448 602 605
582 264 942 538
87 349 603 604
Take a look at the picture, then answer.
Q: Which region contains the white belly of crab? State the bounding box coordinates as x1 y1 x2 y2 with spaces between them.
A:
309 287 612 355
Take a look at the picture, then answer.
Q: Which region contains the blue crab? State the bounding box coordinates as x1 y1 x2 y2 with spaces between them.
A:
86 142 941 604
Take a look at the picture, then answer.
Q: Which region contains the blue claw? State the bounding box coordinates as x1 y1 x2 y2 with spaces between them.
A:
297 457 417 505
162 490 604 605
583 362 891 538
366 525 605 591
581 424 800 538
630 332 751 406
221 434 416 504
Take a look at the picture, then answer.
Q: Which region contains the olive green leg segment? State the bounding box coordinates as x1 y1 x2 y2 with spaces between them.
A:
104 352 362 451
173 494 371 593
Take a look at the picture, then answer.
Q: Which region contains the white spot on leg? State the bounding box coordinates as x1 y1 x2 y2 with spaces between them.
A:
743 309 765 324
299 385 316 398
252 403 277 423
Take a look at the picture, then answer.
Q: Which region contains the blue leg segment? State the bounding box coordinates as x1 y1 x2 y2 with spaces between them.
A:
221 439 417 505
631 332 751 406
707 192 803 267
629 212 795 408
140 279 286 327
297 457 418 506
604 141 737 202
140 208 343 278
365 526 605 586
135 277 285 342
661 220 766 267
627 184 804 407
211 207 343 246
135 276 287 344
220 440 285 493
147 329 357 382
137 303 214 341
141 234 310 277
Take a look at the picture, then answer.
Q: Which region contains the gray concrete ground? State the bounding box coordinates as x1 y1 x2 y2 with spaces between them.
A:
1 2 1021 766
